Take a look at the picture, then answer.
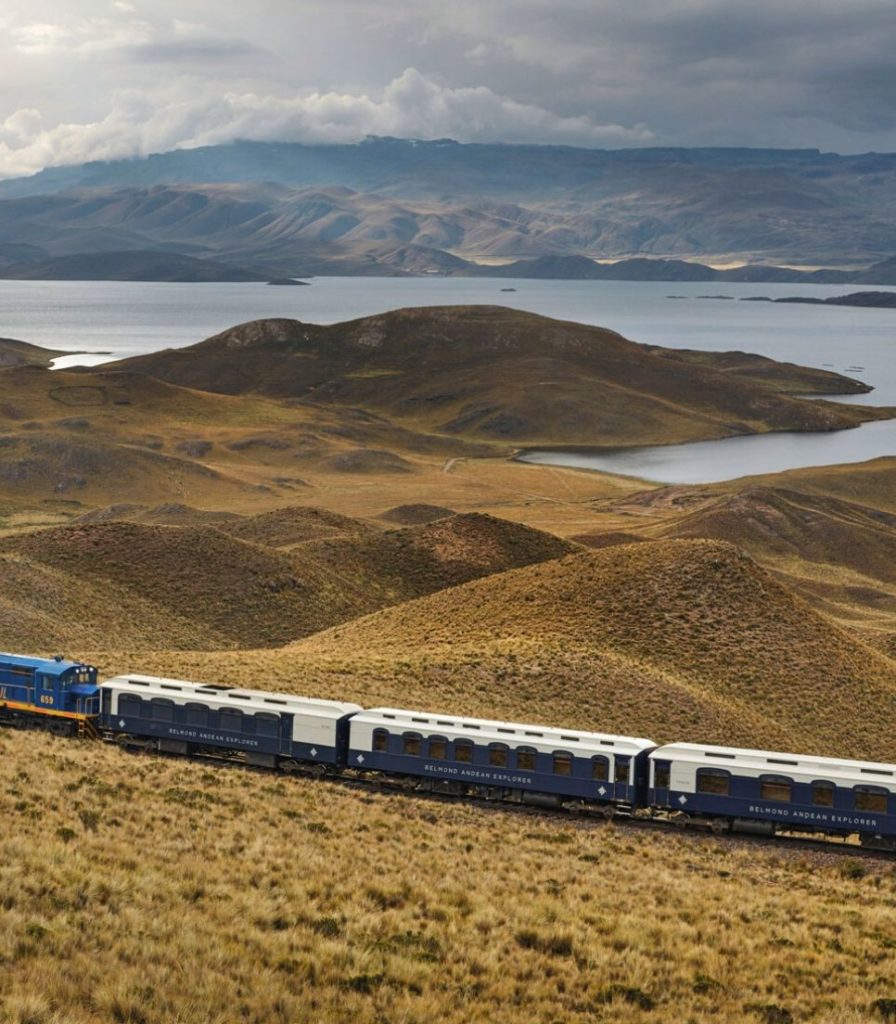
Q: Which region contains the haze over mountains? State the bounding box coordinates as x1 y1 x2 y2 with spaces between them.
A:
1 139 896 278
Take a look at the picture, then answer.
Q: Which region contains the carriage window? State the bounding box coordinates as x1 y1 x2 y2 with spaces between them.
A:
760 776 792 803
454 739 473 763
372 728 389 752
653 762 670 789
854 786 888 813
403 733 422 756
119 694 142 718
255 712 279 739
428 737 448 760
592 756 610 782
219 708 243 733
150 698 174 723
516 748 537 771
489 743 509 767
696 768 730 796
553 752 573 777
613 758 630 784
185 703 208 728
812 782 835 807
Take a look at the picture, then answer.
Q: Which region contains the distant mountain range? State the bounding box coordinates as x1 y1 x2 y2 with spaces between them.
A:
1 138 895 277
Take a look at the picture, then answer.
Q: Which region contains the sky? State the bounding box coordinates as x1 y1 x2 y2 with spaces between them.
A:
1 0 895 178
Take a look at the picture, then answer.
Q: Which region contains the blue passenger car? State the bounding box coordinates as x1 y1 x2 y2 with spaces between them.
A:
0 652 99 734
348 708 655 808
101 674 361 768
650 743 896 848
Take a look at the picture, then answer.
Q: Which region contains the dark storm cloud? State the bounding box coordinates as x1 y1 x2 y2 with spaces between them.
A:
1 0 895 177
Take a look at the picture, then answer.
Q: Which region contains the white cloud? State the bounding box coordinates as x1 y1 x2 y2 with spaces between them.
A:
14 23 71 55
0 68 654 178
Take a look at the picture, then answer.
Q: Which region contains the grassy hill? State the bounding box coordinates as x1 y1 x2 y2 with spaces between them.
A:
114 539 896 763
0 337 64 368
105 306 888 448
0 510 578 650
298 512 578 607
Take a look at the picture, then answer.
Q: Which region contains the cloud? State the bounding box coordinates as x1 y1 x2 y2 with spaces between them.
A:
0 68 654 178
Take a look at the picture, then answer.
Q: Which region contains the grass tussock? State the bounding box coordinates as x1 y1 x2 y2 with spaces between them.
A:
2 727 896 1024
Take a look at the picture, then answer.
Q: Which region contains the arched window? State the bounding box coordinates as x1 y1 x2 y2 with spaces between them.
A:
150 698 174 723
454 738 474 763
811 781 835 807
552 752 573 777
516 747 537 772
372 728 389 753
402 733 422 756
760 776 792 802
428 736 448 760
696 768 730 796
118 694 142 719
255 712 280 739
488 743 509 767
219 708 243 733
185 703 208 728
591 756 610 781
854 786 888 813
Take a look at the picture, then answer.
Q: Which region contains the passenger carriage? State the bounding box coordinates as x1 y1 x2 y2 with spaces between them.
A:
0 652 99 735
101 674 361 769
649 742 896 848
348 707 655 810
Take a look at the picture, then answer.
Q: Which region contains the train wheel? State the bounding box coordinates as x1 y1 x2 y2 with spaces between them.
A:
710 817 731 835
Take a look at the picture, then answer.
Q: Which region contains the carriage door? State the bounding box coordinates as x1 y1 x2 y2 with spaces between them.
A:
652 760 671 807
614 755 632 801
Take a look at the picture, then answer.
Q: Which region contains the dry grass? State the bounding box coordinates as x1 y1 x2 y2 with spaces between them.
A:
0 511 580 652
2 727 896 1024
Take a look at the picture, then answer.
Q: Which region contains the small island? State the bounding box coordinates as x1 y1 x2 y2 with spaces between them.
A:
267 278 311 286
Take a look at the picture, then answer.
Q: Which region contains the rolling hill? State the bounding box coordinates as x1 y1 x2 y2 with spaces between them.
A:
0 510 579 650
280 539 896 761
105 306 888 448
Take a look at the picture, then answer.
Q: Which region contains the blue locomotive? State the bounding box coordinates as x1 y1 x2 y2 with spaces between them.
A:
0 652 100 736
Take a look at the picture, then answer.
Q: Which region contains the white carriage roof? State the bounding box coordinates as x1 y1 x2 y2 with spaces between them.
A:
652 742 896 784
102 674 362 719
353 707 655 753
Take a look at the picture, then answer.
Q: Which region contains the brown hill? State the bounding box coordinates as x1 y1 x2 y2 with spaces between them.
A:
215 505 375 547
657 485 896 585
0 434 253 506
300 512 578 606
289 539 896 761
0 337 63 368
379 503 455 524
0 552 231 650
0 511 577 651
0 522 369 648
104 307 888 448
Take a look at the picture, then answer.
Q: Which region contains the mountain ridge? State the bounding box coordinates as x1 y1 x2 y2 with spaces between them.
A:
1 140 895 269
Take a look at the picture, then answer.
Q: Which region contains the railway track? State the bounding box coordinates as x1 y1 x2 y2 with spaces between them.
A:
111 737 895 867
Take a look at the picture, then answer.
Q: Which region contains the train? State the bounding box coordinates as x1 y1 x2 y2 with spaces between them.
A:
3 651 895 851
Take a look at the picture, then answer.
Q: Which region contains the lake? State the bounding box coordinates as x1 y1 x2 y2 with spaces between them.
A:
1 276 894 483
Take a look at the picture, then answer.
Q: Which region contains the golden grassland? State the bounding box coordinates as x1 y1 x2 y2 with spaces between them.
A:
3 727 896 1024
5 319 896 1022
